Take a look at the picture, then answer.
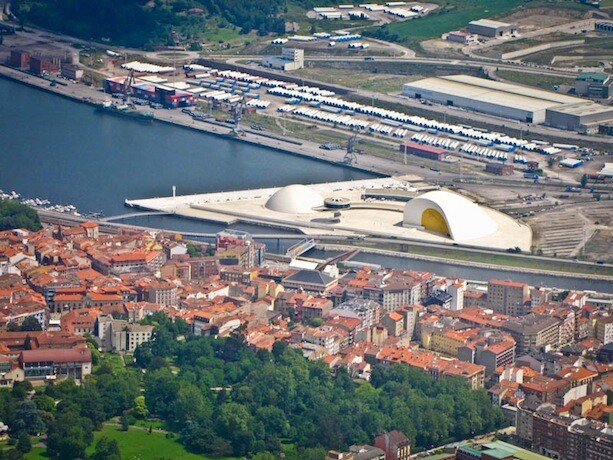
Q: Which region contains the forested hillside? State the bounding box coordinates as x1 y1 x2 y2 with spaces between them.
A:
12 0 291 47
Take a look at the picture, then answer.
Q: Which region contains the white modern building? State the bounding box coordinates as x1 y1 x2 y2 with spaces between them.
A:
402 190 498 242
126 178 532 252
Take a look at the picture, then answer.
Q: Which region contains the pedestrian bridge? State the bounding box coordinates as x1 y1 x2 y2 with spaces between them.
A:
100 211 173 222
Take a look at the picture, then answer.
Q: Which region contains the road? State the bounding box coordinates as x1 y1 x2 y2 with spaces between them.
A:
224 54 580 78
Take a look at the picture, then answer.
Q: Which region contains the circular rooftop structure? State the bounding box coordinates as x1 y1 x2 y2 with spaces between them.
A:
265 184 324 214
403 190 498 242
324 196 351 209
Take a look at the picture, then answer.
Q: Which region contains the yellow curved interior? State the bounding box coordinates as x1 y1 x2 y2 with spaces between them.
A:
421 208 450 236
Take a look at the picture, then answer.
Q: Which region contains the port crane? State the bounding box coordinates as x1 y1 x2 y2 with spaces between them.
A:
230 99 245 136
214 98 245 136
122 69 136 100
343 131 361 165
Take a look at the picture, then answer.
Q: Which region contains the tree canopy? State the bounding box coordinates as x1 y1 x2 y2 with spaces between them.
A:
13 0 287 47
0 199 41 232
137 330 506 457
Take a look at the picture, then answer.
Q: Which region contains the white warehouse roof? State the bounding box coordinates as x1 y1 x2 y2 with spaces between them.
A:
468 19 513 28
403 75 583 114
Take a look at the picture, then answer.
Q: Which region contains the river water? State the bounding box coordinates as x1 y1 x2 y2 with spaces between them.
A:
1 77 610 292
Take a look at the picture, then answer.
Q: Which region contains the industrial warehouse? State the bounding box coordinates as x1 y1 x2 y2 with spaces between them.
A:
125 178 532 252
402 75 613 133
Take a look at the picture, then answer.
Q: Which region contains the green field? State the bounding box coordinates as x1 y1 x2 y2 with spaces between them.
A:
84 425 239 460
380 0 589 43
496 70 575 91
24 447 48 460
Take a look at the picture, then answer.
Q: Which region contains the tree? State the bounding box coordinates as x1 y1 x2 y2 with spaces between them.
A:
16 432 31 453
91 436 121 460
120 413 130 431
12 400 45 436
252 453 276 460
133 395 149 419
186 242 203 257
215 402 255 456
581 174 588 188
20 317 42 332
298 447 328 460
46 412 94 460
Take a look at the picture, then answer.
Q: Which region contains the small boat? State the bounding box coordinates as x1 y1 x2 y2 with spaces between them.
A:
95 100 154 122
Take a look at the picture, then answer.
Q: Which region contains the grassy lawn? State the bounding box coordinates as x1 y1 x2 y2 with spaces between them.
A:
86 425 239 460
24 447 49 460
293 68 414 93
134 419 166 430
496 70 574 91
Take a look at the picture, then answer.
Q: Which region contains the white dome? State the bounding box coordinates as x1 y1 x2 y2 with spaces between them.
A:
265 184 324 214
403 190 498 242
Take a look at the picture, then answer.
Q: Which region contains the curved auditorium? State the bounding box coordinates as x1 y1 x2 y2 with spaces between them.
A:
403 190 499 242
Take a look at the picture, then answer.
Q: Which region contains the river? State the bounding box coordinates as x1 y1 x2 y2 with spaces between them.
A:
1 77 610 292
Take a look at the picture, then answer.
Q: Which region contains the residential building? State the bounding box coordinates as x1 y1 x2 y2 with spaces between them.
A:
458 330 516 375
187 256 219 279
0 304 47 331
487 279 530 316
220 267 258 284
144 280 177 307
372 431 411 460
60 308 99 335
502 314 560 354
330 298 382 333
595 316 613 344
448 279 466 311
520 375 571 405
530 409 613 460
381 311 405 337
216 230 265 268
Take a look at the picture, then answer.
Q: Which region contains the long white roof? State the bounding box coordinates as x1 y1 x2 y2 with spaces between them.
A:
404 75 582 113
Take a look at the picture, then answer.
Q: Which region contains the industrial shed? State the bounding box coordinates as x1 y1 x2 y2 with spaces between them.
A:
546 102 613 134
402 75 588 125
467 19 516 37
